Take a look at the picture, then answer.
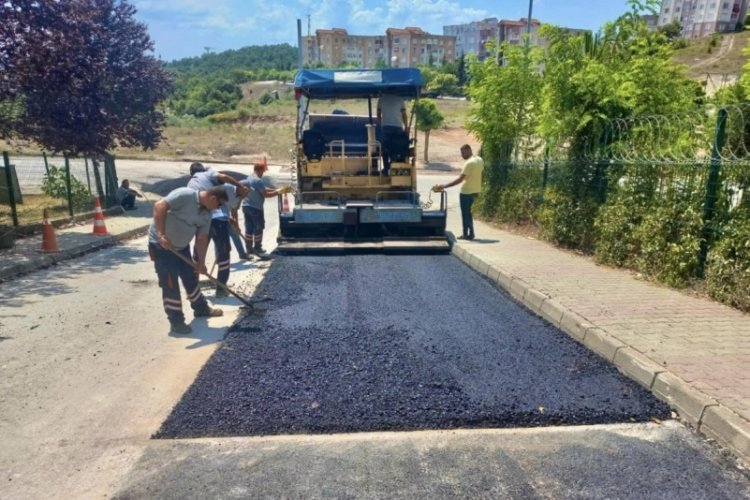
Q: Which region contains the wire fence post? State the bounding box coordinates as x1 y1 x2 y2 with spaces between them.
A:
2 151 19 227
42 151 50 176
92 158 104 201
64 155 74 217
697 107 728 277
84 157 92 194
541 145 549 199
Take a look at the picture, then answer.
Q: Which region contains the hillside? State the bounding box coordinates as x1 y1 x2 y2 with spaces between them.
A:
671 30 749 93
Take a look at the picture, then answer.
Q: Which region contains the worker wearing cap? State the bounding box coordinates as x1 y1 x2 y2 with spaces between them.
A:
148 186 228 335
187 163 249 297
240 162 288 257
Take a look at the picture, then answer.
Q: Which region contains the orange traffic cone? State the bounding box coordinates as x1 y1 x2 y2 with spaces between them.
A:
92 198 109 236
282 193 291 214
39 208 60 253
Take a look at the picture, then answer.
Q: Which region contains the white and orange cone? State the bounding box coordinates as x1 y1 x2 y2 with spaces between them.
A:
39 208 60 253
92 198 109 236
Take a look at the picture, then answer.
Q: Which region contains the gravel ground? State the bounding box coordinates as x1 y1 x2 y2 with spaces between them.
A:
155 255 671 438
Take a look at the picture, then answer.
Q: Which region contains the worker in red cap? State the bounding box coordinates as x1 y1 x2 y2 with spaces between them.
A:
240 161 289 258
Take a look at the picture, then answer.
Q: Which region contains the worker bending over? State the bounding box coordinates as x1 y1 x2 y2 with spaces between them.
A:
149 186 228 334
187 162 249 295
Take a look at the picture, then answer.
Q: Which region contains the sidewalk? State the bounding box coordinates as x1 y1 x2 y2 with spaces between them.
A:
0 203 153 282
448 216 750 463
1 201 748 464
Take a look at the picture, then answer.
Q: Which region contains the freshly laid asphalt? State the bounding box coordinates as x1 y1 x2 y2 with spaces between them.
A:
155 255 670 439
1 173 749 467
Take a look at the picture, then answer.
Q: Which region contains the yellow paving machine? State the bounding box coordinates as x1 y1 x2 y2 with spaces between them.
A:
276 68 450 254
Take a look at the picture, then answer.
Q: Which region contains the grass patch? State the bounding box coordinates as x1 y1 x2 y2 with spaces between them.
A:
0 194 75 226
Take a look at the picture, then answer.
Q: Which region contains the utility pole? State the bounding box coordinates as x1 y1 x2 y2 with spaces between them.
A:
307 14 311 37
526 0 534 46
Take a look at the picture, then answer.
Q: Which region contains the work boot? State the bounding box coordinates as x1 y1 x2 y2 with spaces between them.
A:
252 246 272 260
170 321 192 334
195 306 224 318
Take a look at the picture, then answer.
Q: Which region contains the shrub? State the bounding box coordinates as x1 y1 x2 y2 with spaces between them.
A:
42 165 91 209
633 201 703 288
535 188 599 251
705 213 750 311
206 108 250 123
259 92 275 105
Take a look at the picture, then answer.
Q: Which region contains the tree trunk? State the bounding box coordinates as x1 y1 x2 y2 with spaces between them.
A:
423 130 431 163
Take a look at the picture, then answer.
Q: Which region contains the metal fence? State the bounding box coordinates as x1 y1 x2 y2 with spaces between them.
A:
1 152 120 229
483 103 750 277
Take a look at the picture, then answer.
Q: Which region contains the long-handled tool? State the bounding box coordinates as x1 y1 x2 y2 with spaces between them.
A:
168 247 254 308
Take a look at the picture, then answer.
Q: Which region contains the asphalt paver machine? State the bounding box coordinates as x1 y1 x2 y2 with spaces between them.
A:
276 68 450 254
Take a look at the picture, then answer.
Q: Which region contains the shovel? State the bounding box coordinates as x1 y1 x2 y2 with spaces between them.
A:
168 247 255 309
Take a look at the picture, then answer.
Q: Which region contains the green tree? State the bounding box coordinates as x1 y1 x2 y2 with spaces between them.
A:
427 74 460 96
0 0 172 156
413 100 444 163
466 40 542 172
658 19 682 40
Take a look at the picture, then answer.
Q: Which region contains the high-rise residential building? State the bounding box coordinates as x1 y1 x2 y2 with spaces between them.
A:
302 29 387 68
657 0 749 38
498 18 542 46
301 27 456 68
386 27 456 67
443 18 499 59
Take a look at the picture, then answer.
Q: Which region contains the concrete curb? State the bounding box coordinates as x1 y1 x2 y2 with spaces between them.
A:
0 224 150 282
451 242 750 465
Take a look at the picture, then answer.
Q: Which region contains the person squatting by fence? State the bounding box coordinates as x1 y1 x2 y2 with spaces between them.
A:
148 186 228 334
187 162 249 296
433 144 484 240
240 162 289 257
117 179 142 210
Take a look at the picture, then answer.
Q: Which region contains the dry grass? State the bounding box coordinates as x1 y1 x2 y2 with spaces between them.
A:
0 194 71 226
672 30 749 78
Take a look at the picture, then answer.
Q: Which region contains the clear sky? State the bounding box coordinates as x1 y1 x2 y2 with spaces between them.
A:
132 0 639 61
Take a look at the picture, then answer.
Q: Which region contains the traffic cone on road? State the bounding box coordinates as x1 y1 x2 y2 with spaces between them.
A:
92 198 109 236
39 208 60 253
282 193 291 214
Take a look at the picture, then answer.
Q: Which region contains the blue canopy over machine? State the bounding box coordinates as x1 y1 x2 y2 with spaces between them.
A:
294 68 422 99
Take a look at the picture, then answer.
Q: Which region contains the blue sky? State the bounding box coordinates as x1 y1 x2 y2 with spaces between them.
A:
132 0 639 61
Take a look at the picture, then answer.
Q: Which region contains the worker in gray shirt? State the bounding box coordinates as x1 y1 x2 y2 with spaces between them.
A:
187 162 249 296
241 162 288 257
148 185 228 334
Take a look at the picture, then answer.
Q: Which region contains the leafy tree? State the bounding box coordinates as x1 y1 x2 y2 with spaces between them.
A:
466 40 542 170
413 100 444 163
658 20 682 40
0 0 172 156
427 74 460 96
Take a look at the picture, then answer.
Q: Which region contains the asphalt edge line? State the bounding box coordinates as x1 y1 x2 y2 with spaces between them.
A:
0 224 151 283
451 243 750 465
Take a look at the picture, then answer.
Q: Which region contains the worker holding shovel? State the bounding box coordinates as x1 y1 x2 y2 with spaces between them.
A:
148 185 228 335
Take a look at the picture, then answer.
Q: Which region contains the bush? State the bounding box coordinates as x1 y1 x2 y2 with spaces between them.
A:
259 92 275 105
633 201 703 288
477 166 543 224
705 213 750 311
535 189 599 251
206 108 250 123
42 165 91 209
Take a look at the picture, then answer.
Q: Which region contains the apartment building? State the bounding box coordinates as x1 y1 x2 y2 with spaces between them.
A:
498 18 542 46
301 27 455 68
302 29 387 67
443 18 499 58
386 27 456 67
657 0 749 38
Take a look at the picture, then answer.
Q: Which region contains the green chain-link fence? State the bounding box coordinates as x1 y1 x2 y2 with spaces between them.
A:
0 152 120 233
479 104 750 309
